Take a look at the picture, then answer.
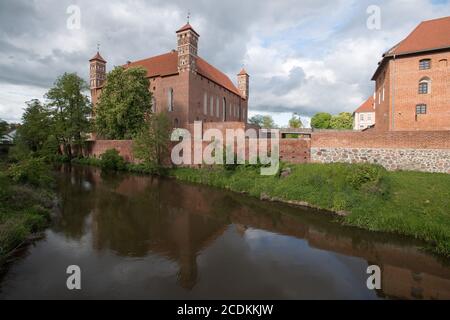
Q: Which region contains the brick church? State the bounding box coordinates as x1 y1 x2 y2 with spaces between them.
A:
89 23 249 129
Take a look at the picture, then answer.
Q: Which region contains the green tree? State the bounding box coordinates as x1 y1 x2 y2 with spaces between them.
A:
261 115 276 129
288 113 303 129
311 112 332 129
16 99 53 153
46 73 91 159
0 120 8 136
133 113 171 168
248 115 264 127
330 112 353 130
95 66 152 140
248 114 277 129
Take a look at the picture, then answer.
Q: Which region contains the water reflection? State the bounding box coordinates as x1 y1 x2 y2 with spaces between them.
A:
1 165 449 299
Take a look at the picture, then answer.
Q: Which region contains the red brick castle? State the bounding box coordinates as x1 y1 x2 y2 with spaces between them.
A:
89 23 249 129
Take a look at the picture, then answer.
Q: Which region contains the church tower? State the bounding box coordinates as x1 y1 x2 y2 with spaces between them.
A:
89 51 107 90
89 51 106 107
176 23 199 73
237 68 250 100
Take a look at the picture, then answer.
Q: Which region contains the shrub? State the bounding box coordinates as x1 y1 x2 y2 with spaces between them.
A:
347 164 386 190
7 158 53 187
100 149 126 171
0 219 28 257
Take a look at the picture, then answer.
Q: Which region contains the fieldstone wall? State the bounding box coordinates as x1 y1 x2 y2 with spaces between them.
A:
311 147 450 173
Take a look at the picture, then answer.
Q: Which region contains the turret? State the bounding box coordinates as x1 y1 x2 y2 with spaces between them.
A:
176 23 199 73
89 51 106 89
237 68 249 100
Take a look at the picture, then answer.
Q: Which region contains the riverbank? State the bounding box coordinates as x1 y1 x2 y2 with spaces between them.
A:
70 156 450 257
0 160 55 268
168 164 450 257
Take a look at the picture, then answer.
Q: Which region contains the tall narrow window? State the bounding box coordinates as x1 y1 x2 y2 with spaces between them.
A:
418 77 430 94
151 97 156 113
203 92 208 115
216 97 220 117
210 96 214 116
168 88 174 111
419 59 431 70
223 97 227 121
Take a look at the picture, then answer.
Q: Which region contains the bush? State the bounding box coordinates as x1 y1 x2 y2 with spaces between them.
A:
100 149 126 171
347 164 386 190
7 158 53 187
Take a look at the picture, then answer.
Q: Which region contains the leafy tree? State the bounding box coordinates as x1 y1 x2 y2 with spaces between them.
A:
46 73 91 159
248 115 264 127
133 113 171 168
261 115 277 129
330 112 353 130
288 113 303 129
248 114 277 129
16 99 53 153
311 112 332 129
0 120 8 136
95 66 152 140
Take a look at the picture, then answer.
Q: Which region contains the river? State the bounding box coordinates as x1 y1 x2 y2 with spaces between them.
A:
0 165 449 299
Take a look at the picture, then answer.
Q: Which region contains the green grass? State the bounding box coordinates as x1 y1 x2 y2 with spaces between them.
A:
168 163 450 257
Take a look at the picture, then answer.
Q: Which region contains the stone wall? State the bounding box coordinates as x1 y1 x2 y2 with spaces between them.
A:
311 147 450 173
310 130 450 173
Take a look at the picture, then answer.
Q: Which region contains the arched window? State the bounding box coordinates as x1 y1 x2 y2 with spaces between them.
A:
203 92 208 115
439 59 448 68
174 118 179 128
223 97 227 121
168 88 174 111
418 77 431 94
151 96 156 113
419 59 431 70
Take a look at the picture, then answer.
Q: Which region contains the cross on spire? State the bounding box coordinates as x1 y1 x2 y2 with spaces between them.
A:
97 42 100 52
187 10 190 23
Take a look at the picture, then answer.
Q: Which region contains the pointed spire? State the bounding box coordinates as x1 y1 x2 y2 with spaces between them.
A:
238 68 249 76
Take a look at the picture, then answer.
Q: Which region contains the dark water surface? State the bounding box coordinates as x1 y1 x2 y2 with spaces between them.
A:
1 165 449 300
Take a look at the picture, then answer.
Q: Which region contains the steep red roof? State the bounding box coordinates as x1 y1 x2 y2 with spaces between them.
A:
89 52 106 63
126 51 179 77
125 51 242 96
176 23 200 36
372 16 450 80
386 16 450 56
354 96 375 114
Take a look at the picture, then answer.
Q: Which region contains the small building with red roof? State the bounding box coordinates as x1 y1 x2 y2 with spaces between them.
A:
353 96 375 130
89 22 249 130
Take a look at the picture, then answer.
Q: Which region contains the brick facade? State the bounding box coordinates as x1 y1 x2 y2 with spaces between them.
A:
374 51 450 131
89 23 248 130
371 17 450 132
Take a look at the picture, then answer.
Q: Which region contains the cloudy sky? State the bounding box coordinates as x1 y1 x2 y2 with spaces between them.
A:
1 0 449 126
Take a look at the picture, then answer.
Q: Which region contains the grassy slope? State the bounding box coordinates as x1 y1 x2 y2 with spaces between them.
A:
0 164 54 265
169 164 450 256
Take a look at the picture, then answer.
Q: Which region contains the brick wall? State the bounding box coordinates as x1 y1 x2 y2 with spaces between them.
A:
311 130 450 149
85 130 450 174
